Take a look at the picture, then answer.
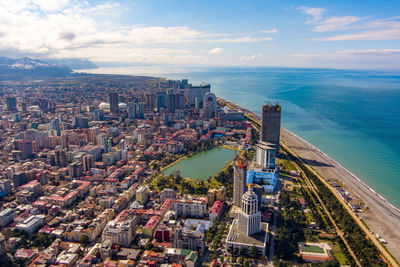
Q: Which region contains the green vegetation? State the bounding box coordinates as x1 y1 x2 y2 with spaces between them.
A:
294 158 386 266
301 245 324 254
150 171 208 195
274 185 350 265
80 235 89 247
2 230 57 251
274 189 307 261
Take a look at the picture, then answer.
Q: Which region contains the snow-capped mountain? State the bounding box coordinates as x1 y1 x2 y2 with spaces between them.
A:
0 56 73 80
9 57 54 69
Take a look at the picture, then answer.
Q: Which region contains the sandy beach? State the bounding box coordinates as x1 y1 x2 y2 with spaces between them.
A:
219 98 400 262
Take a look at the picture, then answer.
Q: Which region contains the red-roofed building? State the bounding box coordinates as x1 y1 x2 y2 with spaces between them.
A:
160 198 173 217
143 215 161 238
209 200 225 221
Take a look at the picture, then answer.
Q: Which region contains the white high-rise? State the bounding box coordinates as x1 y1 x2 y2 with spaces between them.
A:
238 186 261 236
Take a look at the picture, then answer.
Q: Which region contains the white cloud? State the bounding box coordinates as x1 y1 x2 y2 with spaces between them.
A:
312 16 362 32
0 1 273 64
298 8 400 41
310 28 400 41
297 6 326 24
89 2 120 12
289 49 400 70
208 47 223 54
0 0 69 12
240 54 263 61
260 28 278 34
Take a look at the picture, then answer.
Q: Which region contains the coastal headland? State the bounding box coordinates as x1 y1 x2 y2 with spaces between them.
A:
218 97 400 264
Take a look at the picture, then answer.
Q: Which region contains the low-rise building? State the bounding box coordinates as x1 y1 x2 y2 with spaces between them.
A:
0 208 16 227
102 209 138 247
172 197 207 218
209 200 224 222
143 215 161 238
16 215 46 234
172 223 206 254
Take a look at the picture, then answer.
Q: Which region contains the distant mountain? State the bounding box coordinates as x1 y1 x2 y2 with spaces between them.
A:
0 56 72 80
45 58 98 70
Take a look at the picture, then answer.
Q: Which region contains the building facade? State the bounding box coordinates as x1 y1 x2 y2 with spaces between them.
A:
238 186 261 235
109 92 119 114
261 104 281 149
233 158 247 206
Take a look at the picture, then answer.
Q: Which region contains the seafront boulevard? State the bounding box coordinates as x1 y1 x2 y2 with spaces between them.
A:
218 97 400 265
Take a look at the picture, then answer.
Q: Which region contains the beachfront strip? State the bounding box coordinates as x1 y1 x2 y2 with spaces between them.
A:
0 75 395 267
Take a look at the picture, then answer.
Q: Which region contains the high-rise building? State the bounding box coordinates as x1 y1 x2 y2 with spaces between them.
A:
144 92 156 110
166 92 176 113
233 157 247 207
94 109 104 121
175 91 185 110
238 186 262 235
54 146 68 167
255 141 276 169
156 92 167 111
226 184 268 257
203 92 216 118
68 161 83 178
261 104 281 149
21 102 27 113
82 154 94 172
6 97 17 112
16 140 33 159
186 84 210 107
12 172 27 189
137 102 144 119
74 116 89 129
0 180 12 196
109 92 119 113
49 118 61 136
128 102 137 120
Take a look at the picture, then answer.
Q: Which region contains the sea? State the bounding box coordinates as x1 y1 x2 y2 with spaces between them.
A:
80 66 400 208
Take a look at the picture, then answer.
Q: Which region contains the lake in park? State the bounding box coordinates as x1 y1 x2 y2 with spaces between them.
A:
162 147 235 180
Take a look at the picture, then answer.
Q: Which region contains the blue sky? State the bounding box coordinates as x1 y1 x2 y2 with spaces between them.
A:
1 0 400 70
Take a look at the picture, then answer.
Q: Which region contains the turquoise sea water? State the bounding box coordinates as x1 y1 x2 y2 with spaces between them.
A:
168 67 400 208
163 147 235 180
83 66 400 207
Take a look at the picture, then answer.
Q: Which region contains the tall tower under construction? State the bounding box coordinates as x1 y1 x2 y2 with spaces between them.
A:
261 104 281 150
233 156 247 207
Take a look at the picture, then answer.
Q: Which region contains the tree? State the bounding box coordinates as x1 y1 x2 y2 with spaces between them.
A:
80 235 89 247
251 245 258 258
239 246 248 257
144 241 154 250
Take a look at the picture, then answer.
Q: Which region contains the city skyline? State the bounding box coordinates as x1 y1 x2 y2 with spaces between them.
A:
2 0 400 70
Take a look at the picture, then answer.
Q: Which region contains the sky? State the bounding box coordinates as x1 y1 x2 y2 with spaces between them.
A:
1 0 400 70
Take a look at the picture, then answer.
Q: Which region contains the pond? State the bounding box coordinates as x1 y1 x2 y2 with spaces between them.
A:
163 147 235 180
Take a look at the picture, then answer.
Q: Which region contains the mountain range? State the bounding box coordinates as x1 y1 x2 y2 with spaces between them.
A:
0 56 97 80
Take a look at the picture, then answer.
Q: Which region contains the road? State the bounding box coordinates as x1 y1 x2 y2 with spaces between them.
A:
281 129 399 267
282 142 361 266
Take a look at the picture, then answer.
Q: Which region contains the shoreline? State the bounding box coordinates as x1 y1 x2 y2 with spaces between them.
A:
218 97 400 261
219 96 399 210
282 128 400 214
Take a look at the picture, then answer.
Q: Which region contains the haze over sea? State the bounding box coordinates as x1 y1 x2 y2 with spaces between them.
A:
83 66 400 207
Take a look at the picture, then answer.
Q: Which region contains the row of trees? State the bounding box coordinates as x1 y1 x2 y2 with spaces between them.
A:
297 161 386 266
274 190 308 261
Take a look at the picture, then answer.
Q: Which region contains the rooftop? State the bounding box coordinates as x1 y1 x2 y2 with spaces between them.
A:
226 219 269 248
